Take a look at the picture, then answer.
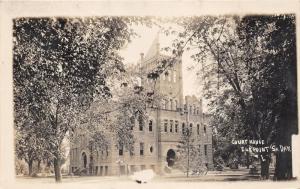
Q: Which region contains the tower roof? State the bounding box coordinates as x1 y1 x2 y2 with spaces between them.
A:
144 32 160 61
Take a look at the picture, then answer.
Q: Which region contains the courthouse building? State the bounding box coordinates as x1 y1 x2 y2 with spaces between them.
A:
69 36 213 176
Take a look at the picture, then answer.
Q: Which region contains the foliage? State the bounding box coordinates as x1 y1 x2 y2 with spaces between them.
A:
13 17 155 182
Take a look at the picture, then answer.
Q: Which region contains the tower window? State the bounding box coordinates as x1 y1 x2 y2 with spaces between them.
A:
175 121 178 132
182 123 185 133
138 115 144 131
119 144 123 156
204 125 207 134
204 145 207 156
149 120 153 132
140 143 144 156
197 124 200 135
130 116 135 130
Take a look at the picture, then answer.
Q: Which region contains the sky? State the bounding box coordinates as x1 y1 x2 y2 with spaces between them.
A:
119 24 202 98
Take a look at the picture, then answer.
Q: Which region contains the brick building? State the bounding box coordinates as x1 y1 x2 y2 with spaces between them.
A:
69 36 213 176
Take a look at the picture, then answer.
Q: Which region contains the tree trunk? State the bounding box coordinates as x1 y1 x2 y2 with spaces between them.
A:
37 160 41 173
260 156 270 180
28 159 33 176
54 156 62 182
246 152 250 169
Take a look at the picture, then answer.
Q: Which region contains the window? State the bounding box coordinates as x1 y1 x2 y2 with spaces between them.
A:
149 120 153 132
182 123 185 133
150 146 153 153
162 100 166 109
164 120 168 132
190 106 192 113
193 106 196 114
165 99 168 110
170 120 173 132
175 100 178 110
204 125 207 134
197 124 200 135
170 99 173 110
119 144 123 156
130 116 135 130
140 143 144 155
173 71 176 83
189 123 193 133
197 108 199 115
204 145 207 156
175 121 178 133
138 116 144 131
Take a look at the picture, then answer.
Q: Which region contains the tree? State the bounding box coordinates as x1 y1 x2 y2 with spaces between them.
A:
177 128 205 177
154 15 296 180
172 15 297 179
13 17 153 182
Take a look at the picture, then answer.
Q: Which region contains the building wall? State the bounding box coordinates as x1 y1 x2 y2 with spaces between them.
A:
69 37 213 176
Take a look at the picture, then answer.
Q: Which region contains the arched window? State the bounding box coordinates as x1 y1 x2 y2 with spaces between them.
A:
150 146 153 153
165 99 168 110
149 120 153 132
189 123 193 133
138 115 144 131
204 125 207 134
182 123 185 133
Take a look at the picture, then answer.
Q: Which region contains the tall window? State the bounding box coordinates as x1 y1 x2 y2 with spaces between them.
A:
175 100 178 110
164 120 168 132
130 116 135 130
140 143 144 156
138 115 144 131
170 120 173 132
197 124 200 135
162 99 165 109
173 71 176 83
182 123 185 133
149 120 153 132
165 99 168 110
170 99 173 110
175 121 178 132
204 125 207 134
119 144 123 156
189 123 193 133
204 145 207 156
